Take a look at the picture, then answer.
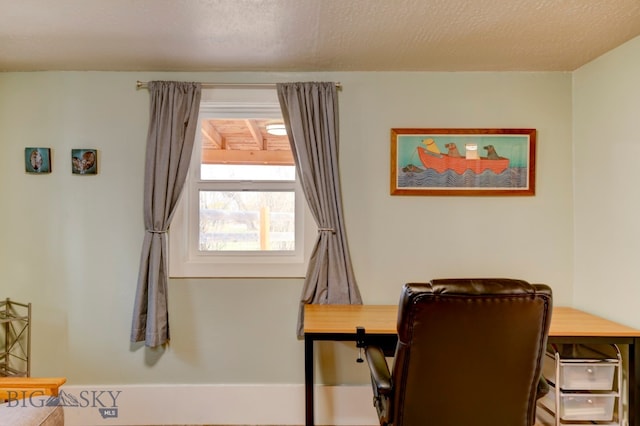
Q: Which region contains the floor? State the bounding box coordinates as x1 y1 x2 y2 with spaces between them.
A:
535 406 556 426
142 407 558 426
152 414 556 426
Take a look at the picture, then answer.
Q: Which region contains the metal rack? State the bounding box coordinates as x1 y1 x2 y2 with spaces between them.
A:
0 298 31 377
540 343 622 426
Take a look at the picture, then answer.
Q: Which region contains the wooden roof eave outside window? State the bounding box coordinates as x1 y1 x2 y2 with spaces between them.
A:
201 118 294 165
202 147 294 166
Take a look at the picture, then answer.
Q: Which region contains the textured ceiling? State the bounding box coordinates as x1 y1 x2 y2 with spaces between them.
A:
2 0 640 72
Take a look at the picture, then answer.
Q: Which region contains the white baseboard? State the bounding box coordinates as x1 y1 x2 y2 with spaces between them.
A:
58 384 378 425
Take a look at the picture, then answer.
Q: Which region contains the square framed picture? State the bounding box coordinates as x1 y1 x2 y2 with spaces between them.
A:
25 147 52 174
71 149 98 175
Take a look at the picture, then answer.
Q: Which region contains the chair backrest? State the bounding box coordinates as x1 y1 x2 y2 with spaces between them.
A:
391 278 552 426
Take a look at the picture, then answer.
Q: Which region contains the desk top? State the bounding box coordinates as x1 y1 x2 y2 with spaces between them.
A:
304 305 640 337
0 377 66 400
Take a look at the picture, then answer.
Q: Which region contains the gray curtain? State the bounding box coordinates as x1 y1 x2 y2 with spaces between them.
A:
277 82 362 337
131 81 201 347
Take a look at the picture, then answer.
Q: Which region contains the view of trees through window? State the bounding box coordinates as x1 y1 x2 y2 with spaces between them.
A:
199 189 295 251
198 162 297 252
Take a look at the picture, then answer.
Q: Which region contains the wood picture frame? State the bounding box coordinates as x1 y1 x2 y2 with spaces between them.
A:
390 128 536 196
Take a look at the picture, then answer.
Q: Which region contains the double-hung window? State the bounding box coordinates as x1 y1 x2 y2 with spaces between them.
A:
169 89 316 278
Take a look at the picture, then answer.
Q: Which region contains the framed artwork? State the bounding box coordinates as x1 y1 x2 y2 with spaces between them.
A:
390 128 536 196
71 149 98 175
25 147 51 174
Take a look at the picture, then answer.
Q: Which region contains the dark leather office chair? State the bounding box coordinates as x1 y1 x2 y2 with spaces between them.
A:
365 278 553 426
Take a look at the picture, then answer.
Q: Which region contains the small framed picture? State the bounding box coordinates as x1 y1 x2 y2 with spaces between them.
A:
25 147 52 174
71 149 98 175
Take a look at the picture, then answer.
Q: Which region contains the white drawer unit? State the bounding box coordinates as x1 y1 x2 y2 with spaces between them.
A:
542 388 617 422
539 343 622 426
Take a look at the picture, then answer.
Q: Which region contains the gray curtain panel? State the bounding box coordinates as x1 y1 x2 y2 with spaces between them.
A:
277 82 362 337
131 81 201 347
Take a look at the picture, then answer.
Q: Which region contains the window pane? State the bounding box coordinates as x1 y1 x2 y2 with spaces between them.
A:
199 191 295 251
201 164 295 181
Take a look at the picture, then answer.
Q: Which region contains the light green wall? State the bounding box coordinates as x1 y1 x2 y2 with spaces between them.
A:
573 36 640 327
0 70 574 386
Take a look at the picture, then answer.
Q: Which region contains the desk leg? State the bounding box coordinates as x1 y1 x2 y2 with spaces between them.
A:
305 336 314 426
630 338 639 426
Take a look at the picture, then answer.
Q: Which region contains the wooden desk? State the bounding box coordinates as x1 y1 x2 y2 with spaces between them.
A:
0 377 66 400
304 305 640 426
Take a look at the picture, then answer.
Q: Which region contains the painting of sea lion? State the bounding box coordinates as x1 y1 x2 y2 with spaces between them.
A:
445 143 462 158
402 164 424 173
484 145 501 160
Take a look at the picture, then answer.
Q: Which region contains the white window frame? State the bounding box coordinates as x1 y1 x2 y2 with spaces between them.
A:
169 91 317 278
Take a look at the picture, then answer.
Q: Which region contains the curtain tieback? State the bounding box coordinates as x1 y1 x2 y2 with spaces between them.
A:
146 229 168 234
318 228 336 234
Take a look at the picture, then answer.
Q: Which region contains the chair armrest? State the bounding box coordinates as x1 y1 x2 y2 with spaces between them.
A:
365 345 392 396
0 377 67 400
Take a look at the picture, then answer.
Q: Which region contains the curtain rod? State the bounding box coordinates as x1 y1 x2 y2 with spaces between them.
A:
136 80 342 90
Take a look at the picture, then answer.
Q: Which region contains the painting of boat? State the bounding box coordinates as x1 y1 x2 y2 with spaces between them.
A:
391 128 536 196
416 146 510 174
